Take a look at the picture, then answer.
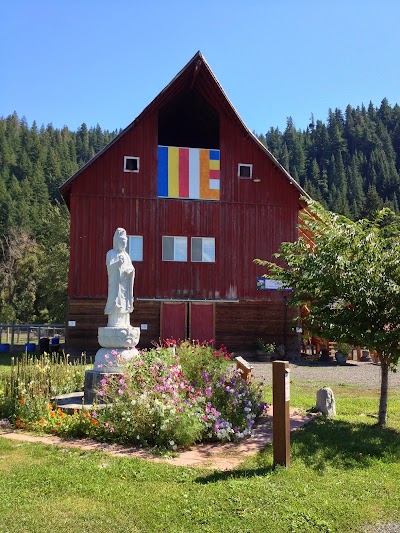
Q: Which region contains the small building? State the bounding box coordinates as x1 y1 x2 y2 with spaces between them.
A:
60 51 306 356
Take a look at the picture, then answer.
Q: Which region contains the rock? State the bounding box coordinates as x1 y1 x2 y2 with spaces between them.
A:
316 387 336 416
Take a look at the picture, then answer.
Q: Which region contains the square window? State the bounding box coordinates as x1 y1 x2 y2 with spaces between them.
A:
238 163 252 179
191 237 215 262
124 156 140 173
162 236 187 262
127 235 143 261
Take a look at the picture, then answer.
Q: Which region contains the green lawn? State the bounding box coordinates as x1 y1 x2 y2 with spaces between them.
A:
1 384 399 532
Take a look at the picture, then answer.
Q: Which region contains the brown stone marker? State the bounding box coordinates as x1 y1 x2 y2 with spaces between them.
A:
273 360 290 467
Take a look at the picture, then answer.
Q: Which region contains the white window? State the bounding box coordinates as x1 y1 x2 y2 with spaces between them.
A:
191 237 215 263
127 235 143 261
162 236 187 262
124 156 140 173
238 163 253 179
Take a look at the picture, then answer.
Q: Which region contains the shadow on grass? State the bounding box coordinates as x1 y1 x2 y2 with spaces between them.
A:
291 416 400 470
195 461 276 484
196 417 400 484
293 361 358 368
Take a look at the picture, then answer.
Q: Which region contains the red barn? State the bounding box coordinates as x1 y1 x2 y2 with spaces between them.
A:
60 51 306 356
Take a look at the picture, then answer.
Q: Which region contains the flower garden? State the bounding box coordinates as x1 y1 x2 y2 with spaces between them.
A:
0 341 266 451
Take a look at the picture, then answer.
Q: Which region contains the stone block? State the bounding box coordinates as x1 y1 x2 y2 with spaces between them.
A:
84 369 122 404
316 387 336 416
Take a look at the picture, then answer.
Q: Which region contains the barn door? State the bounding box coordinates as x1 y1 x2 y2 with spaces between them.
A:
189 303 215 343
160 302 187 343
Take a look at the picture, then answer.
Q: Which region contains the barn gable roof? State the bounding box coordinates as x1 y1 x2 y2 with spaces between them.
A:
60 51 307 206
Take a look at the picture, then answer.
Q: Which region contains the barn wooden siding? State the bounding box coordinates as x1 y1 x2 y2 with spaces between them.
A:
67 299 161 355
66 106 299 300
66 298 299 356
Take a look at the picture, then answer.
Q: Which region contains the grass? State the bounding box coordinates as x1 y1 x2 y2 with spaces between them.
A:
1 383 400 532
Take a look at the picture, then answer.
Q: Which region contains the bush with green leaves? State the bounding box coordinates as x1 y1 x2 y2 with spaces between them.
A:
95 341 266 449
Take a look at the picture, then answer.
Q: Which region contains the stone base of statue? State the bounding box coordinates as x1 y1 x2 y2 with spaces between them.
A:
93 346 140 372
97 325 140 349
83 370 121 404
83 325 141 403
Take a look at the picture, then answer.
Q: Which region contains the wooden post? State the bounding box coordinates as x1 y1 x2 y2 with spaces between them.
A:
235 356 253 381
273 360 290 468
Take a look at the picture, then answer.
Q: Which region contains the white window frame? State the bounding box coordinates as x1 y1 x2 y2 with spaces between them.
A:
238 163 253 179
127 235 143 261
124 156 140 173
191 237 216 263
162 236 187 262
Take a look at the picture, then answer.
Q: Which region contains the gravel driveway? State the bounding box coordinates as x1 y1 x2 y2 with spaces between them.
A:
248 360 400 389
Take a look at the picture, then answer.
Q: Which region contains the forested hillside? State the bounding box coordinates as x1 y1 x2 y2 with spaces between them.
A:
0 112 117 323
259 98 400 219
1 99 399 323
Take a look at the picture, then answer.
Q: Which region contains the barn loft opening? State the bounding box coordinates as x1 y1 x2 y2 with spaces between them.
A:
158 89 220 149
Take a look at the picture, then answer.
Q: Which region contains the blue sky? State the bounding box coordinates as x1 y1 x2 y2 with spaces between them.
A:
2 1 400 134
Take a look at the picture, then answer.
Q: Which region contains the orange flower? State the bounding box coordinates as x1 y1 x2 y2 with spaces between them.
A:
19 399 25 405
57 422 61 426
50 411 55 418
92 419 99 426
48 403 53 411
73 408 78 414
40 418 45 425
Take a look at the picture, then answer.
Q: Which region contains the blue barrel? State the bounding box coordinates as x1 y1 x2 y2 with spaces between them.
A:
0 343 10 352
25 343 36 353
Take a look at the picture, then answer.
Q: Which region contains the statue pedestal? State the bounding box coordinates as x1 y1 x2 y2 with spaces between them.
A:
83 325 141 404
93 346 139 372
98 325 140 349
84 370 122 404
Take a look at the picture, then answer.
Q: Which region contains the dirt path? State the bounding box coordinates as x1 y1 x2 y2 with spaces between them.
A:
0 407 315 471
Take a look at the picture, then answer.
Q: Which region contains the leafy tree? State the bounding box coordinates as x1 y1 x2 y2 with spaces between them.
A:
255 200 400 426
0 228 42 322
35 203 70 322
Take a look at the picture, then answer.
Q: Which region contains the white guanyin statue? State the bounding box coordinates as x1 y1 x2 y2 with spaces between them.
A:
93 227 140 372
104 228 135 327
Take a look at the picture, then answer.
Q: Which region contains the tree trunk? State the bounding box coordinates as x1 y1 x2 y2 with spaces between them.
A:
378 355 389 427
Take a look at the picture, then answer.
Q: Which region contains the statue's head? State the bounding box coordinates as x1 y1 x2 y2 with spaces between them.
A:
113 228 127 252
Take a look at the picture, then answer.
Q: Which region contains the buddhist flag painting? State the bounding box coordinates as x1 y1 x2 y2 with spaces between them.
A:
158 146 220 200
